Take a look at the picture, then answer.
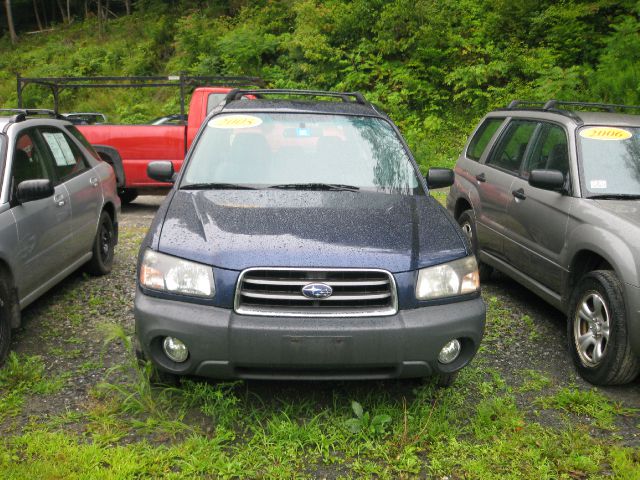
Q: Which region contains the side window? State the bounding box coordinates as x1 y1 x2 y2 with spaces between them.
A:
486 120 538 174
523 124 569 178
39 128 89 182
66 125 101 161
12 131 54 190
207 93 226 113
467 118 504 161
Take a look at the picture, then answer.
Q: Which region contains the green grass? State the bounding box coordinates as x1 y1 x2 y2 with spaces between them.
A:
1 223 639 479
0 353 65 421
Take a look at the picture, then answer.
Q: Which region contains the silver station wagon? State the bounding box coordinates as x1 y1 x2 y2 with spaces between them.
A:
447 100 640 386
0 110 120 365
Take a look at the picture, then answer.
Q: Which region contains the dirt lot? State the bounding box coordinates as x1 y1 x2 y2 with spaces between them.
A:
1 195 639 479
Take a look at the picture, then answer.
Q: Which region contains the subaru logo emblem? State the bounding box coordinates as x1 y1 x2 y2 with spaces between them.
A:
301 283 333 299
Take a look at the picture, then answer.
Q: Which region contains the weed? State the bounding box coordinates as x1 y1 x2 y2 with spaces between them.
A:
519 370 552 392
521 314 539 341
344 400 392 436
536 387 636 429
0 353 64 421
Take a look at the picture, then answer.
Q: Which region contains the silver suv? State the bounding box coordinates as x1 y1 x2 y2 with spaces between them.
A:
447 100 640 385
0 110 120 365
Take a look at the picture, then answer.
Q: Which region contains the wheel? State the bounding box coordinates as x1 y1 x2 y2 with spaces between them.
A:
567 270 640 385
0 276 14 367
457 209 493 281
118 188 138 205
86 211 115 276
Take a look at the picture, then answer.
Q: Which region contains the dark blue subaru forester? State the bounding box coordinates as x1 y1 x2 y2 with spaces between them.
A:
134 90 485 386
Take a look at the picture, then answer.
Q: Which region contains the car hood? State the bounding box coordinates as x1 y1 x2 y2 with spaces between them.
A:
593 199 640 225
157 190 467 272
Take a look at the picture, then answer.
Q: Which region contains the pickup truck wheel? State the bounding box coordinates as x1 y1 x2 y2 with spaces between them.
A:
0 276 13 367
118 188 138 205
458 210 492 281
87 211 115 276
568 270 640 385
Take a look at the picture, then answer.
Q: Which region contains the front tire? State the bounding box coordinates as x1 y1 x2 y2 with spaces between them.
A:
568 270 640 385
118 188 138 205
458 209 493 281
0 276 14 367
87 211 115 276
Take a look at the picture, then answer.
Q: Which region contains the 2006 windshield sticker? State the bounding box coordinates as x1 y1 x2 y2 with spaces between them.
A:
209 115 262 129
579 127 632 141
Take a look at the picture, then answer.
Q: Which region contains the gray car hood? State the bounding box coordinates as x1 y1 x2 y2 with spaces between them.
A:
593 199 640 225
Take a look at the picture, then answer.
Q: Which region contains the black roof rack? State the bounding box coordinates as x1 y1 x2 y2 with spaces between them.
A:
16 74 266 115
504 99 640 124
0 108 65 123
223 89 368 106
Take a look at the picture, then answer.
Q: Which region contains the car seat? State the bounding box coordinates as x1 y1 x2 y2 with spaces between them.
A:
546 143 569 176
12 149 41 187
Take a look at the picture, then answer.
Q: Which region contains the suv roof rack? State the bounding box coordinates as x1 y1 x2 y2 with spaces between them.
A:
505 99 640 124
223 89 368 106
0 108 64 124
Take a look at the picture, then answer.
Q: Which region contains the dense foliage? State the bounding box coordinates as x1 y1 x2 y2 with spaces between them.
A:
1 0 639 169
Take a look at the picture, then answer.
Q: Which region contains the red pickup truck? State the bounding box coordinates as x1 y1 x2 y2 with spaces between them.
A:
16 75 263 203
77 87 235 203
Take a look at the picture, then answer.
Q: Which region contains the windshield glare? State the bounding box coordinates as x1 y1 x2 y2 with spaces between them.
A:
579 126 640 196
182 113 422 194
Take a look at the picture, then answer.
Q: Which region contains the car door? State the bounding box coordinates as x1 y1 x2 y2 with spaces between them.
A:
10 129 71 301
477 120 539 259
505 123 572 293
38 127 101 257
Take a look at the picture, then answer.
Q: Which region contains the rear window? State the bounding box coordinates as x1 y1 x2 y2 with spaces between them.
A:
467 118 504 161
65 125 101 161
207 94 227 113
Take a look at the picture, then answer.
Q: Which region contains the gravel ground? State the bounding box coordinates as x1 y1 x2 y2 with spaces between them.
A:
4 195 640 445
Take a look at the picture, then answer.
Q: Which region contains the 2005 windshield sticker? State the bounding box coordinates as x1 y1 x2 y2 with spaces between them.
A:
209 115 262 129
580 127 632 141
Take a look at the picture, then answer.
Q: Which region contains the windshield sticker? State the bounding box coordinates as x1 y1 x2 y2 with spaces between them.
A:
590 180 608 189
209 115 262 129
580 127 632 141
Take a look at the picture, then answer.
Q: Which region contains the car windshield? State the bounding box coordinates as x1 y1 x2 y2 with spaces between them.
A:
578 126 640 197
181 113 423 194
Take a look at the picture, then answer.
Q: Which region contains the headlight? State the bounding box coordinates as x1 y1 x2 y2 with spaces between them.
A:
140 249 215 297
416 255 479 300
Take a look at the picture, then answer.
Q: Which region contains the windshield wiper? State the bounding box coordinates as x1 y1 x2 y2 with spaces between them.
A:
268 183 360 192
588 194 640 200
181 182 259 190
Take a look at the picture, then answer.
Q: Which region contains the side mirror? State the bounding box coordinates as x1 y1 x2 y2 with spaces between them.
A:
16 179 54 204
147 161 175 183
426 168 455 189
529 169 565 192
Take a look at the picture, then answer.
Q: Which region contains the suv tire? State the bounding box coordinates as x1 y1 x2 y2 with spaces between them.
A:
568 270 640 385
458 210 493 281
0 276 14 366
87 211 115 276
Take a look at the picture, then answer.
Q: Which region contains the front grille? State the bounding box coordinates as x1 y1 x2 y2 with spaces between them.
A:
235 268 398 317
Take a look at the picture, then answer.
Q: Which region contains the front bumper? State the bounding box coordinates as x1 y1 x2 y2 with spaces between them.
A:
134 289 486 380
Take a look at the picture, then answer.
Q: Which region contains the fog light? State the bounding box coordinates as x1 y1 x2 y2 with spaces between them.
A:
438 339 461 364
162 337 189 363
